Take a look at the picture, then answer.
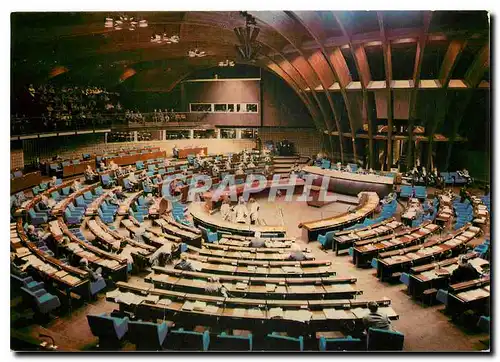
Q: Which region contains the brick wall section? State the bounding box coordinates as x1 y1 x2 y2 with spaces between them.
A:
10 149 24 170
258 128 322 157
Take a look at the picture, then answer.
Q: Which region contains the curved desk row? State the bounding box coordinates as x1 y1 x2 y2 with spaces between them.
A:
11 171 42 194
110 281 398 335
190 201 287 238
302 166 394 197
299 192 380 242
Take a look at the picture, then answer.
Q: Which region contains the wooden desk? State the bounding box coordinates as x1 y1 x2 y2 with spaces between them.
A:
190 201 287 237
63 160 95 178
299 192 380 242
11 171 42 194
105 150 166 166
178 147 208 159
333 217 403 255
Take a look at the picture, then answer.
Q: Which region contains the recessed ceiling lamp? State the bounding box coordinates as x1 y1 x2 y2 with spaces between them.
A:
150 34 180 44
218 59 235 67
188 49 207 58
104 15 147 31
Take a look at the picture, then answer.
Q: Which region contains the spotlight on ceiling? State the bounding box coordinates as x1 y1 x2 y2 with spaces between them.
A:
218 59 235 67
104 15 147 31
188 49 207 58
150 34 180 44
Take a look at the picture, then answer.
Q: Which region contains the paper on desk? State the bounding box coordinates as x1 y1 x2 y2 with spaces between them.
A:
232 308 246 317
324 309 351 320
284 309 312 323
106 289 121 300
182 301 195 311
266 284 277 292
269 307 284 319
145 294 160 304
193 301 207 311
205 305 219 314
157 298 172 306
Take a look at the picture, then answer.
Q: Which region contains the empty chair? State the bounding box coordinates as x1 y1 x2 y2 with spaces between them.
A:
21 287 61 315
11 274 45 292
62 187 71 196
64 209 82 225
210 332 252 351
87 313 129 348
366 328 404 351
318 335 364 351
127 320 168 350
436 289 449 305
165 328 210 351
477 315 490 334
399 273 410 286
89 277 107 296
13 170 23 178
28 209 48 225
198 225 218 243
318 230 335 249
135 161 144 170
264 333 304 351
101 174 116 188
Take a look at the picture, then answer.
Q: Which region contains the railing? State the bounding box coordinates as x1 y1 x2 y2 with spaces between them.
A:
10 112 211 136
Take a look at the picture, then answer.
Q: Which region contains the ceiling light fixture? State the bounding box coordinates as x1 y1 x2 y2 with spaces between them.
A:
150 33 180 44
104 15 147 31
188 49 207 58
218 59 235 67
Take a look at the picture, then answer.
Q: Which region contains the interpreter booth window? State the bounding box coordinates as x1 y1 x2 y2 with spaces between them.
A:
220 129 236 139
165 130 190 140
214 104 227 112
107 131 134 143
193 129 216 139
241 128 258 139
190 103 212 112
137 131 157 141
246 104 258 113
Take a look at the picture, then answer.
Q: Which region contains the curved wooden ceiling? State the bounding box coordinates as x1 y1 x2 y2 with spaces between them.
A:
12 11 489 164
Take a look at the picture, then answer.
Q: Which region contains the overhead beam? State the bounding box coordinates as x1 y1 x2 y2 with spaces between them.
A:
334 12 375 169
248 11 337 157
406 11 432 170
288 10 348 162
378 12 394 169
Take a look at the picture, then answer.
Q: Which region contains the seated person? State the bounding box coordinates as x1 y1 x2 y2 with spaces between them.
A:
362 301 393 331
212 164 220 177
85 166 98 182
225 160 232 171
172 145 179 158
164 158 171 168
250 231 266 248
248 198 260 225
49 176 58 188
144 193 155 208
127 172 139 190
220 199 232 222
149 243 172 267
290 163 301 175
287 243 307 261
79 258 103 282
204 276 227 297
143 176 154 189
109 160 118 172
233 197 248 224
247 161 256 169
71 179 83 192
235 165 245 176
26 225 51 246
450 255 479 284
174 257 194 271
99 161 107 171
346 164 352 173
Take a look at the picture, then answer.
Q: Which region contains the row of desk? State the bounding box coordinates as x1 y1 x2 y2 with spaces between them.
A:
299 192 380 242
332 217 403 255
376 224 482 281
11 171 42 194
109 281 398 335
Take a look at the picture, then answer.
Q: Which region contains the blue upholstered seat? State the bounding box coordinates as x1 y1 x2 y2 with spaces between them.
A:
367 328 404 350
319 335 363 351
87 313 129 343
165 328 210 351
127 320 168 350
264 332 303 351
211 332 252 351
